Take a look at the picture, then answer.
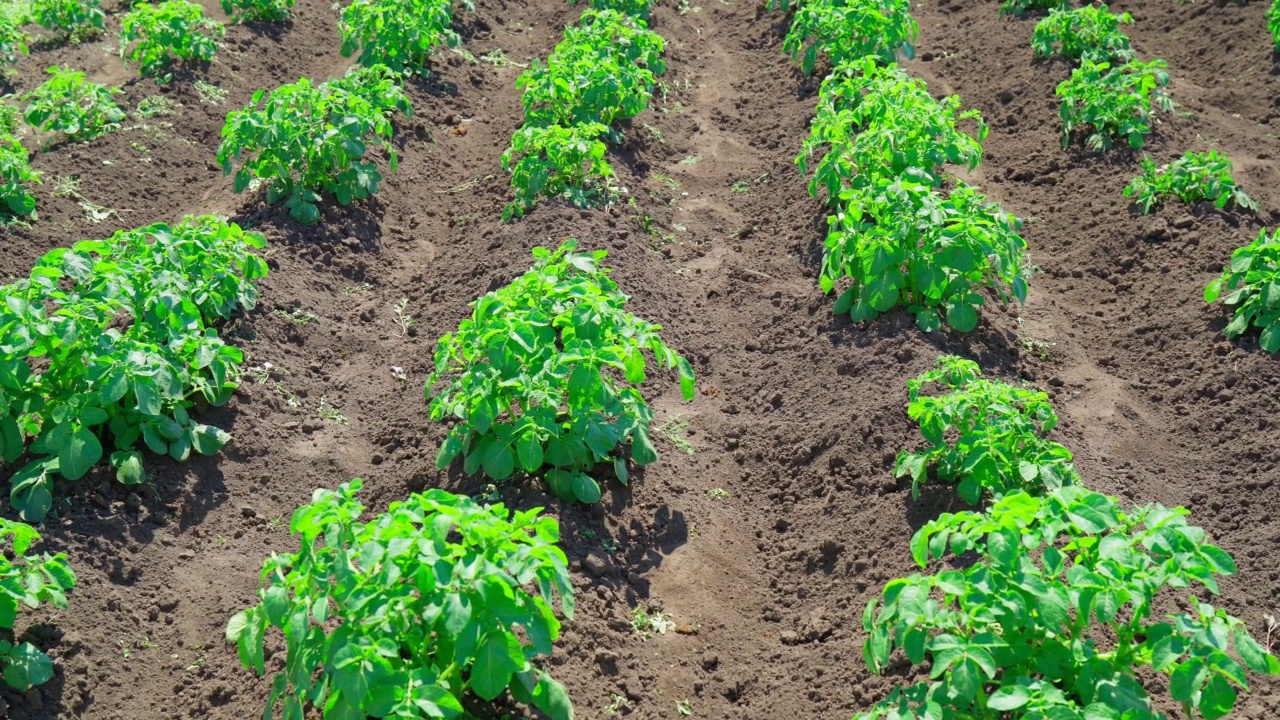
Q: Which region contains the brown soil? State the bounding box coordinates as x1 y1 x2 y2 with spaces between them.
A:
1 0 1279 718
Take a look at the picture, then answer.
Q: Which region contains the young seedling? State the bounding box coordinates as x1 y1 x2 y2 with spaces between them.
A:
895 356 1080 504
392 297 415 335
1205 228 1280 352
227 479 576 720
316 396 347 425
630 606 675 638
1124 150 1257 214
426 241 695 504
135 95 175 117
656 415 694 454
192 80 226 104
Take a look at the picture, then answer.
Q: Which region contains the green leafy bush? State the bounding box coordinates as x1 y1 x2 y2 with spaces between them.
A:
339 0 461 73
1031 5 1134 64
998 0 1068 16
1057 59 1172 151
217 65 412 225
227 478 575 720
0 520 75 692
0 134 39 220
22 66 125 144
782 0 917 76
30 0 104 41
517 10 665 132
797 58 985 202
821 176 1028 332
1205 228 1280 352
859 486 1280 720
0 15 28 65
0 215 267 521
1124 150 1257 214
894 356 1079 504
119 1 225 78
569 0 653 20
427 241 695 504
501 122 616 221
220 0 294 22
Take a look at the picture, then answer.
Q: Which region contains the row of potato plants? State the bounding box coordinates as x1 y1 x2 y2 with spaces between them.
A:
774 0 1028 333
860 356 1280 719
226 4 689 718
774 1 1280 717
501 0 664 219
1019 5 1280 352
230 239 695 719
0 0 469 225
0 215 268 693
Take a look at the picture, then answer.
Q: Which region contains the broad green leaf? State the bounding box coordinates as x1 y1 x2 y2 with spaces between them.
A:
987 685 1031 711
59 425 103 481
470 633 520 701
3 642 52 691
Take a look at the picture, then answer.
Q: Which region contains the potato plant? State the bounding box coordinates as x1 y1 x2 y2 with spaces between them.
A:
1205 228 1280 352
427 241 695 504
0 15 28 65
217 65 412 225
797 58 985 202
998 0 1068 16
22 67 125 145
782 0 917 76
1031 5 1135 64
119 1 225 79
895 356 1079 505
569 0 653 20
0 104 15 135
0 216 267 521
30 0 104 41
0 520 75 693
1124 150 1257 214
822 177 1028 333
517 10 665 133
339 0 461 73
1057 59 1172 151
227 478 575 720
0 134 39 220
220 0 295 22
501 122 617 221
860 486 1280 720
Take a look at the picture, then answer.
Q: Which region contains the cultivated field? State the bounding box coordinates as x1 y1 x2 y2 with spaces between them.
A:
1 0 1279 718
